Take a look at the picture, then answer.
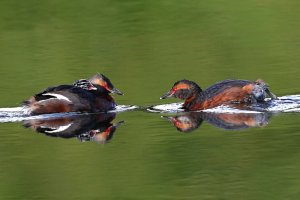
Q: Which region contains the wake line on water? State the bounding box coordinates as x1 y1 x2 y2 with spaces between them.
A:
0 95 299 123
0 107 24 112
0 105 138 123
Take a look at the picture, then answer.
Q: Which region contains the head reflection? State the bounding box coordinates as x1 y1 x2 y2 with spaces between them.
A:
23 113 124 144
163 112 270 132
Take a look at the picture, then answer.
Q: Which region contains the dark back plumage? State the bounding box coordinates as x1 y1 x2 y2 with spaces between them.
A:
73 79 96 91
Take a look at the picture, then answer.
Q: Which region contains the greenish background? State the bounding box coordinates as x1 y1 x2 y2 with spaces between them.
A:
0 0 299 199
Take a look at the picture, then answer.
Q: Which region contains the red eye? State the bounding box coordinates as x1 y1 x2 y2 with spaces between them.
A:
103 83 109 90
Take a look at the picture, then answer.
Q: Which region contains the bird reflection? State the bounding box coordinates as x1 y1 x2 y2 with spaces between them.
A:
23 113 124 144
163 112 271 132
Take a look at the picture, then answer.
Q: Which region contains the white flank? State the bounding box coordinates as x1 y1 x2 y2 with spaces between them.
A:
44 123 73 133
43 93 72 102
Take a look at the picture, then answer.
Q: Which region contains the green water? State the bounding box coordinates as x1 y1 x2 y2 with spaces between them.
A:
0 0 300 199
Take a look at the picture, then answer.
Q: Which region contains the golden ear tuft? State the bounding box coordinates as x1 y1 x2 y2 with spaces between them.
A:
175 83 191 90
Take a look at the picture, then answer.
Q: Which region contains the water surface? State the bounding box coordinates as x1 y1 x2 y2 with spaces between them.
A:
0 1 300 199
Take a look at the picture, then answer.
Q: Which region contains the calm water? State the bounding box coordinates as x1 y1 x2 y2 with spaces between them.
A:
0 0 300 199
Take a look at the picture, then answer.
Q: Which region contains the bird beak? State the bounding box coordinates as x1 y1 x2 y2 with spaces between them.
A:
161 116 173 121
114 120 125 128
110 88 123 95
265 88 278 100
160 90 173 99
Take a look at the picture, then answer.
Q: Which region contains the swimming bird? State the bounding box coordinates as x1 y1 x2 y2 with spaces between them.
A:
160 79 277 110
23 74 123 115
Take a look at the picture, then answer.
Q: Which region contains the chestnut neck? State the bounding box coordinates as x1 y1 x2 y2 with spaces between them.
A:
182 86 202 109
182 94 197 109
